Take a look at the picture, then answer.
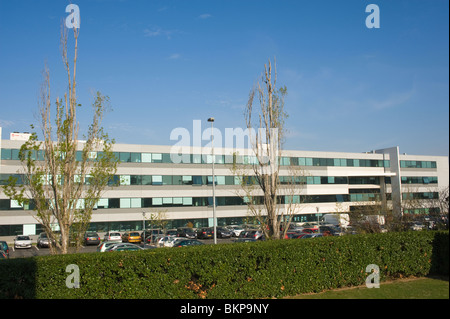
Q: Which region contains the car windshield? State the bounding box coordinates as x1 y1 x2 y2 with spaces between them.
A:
130 232 140 236
17 236 30 240
110 233 120 236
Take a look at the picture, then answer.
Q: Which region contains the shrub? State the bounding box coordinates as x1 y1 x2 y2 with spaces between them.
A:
0 231 447 299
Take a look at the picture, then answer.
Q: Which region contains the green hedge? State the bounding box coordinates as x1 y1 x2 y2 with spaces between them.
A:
0 231 448 299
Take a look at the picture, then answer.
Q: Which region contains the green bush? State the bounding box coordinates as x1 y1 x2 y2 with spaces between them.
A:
0 231 447 299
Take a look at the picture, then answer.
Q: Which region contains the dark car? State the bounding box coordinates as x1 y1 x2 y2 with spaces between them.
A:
0 241 9 258
216 227 232 238
177 227 197 239
84 232 101 246
173 239 204 247
196 227 214 239
37 232 55 248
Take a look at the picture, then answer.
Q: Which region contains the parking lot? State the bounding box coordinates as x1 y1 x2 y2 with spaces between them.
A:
5 237 235 259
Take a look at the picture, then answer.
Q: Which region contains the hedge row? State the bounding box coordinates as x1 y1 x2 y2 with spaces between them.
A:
0 231 448 299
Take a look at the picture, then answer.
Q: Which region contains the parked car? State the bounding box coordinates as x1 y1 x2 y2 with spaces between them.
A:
14 235 32 249
37 232 55 248
165 229 178 236
285 232 306 239
177 227 197 239
410 222 425 231
227 225 245 237
84 232 101 246
172 239 204 247
302 228 318 234
107 243 143 252
301 233 324 239
155 235 168 247
97 241 121 252
104 231 122 242
216 227 233 238
122 231 142 243
244 230 264 240
141 229 164 241
163 236 185 247
196 227 214 239
0 241 10 258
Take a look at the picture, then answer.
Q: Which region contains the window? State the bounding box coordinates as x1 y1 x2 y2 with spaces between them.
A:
141 153 152 163
141 175 152 185
216 155 225 164
207 176 216 185
162 153 172 163
97 198 109 209
109 198 120 208
142 198 152 207
172 175 183 185
11 149 20 160
224 155 234 164
173 197 183 206
1 149 11 160
280 157 290 166
182 176 193 185
152 153 162 163
130 198 141 208
120 198 131 208
216 176 226 185
152 198 163 205
162 175 172 185
192 154 202 164
225 176 235 185
121 175 131 186
119 152 131 163
152 175 162 185
130 153 141 163
193 176 203 185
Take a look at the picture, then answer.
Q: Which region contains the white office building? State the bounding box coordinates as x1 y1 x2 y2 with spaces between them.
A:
0 128 448 236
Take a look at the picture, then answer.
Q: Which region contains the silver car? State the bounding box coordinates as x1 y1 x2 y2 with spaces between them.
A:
37 232 54 248
103 231 122 242
14 235 32 249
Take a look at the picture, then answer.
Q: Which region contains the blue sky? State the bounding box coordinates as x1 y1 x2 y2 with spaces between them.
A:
0 0 448 156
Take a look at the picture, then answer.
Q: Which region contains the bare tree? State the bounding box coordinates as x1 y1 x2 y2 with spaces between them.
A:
3 25 118 254
231 58 302 240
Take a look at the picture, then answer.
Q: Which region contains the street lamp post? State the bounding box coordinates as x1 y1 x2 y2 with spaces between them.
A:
142 211 146 247
208 117 217 244
316 207 320 234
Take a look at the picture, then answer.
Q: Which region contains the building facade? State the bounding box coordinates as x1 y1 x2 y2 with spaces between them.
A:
0 128 448 236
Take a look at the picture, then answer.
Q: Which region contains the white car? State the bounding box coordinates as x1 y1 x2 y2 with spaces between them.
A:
14 235 32 249
227 225 245 237
97 241 121 252
164 236 185 247
103 231 122 242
